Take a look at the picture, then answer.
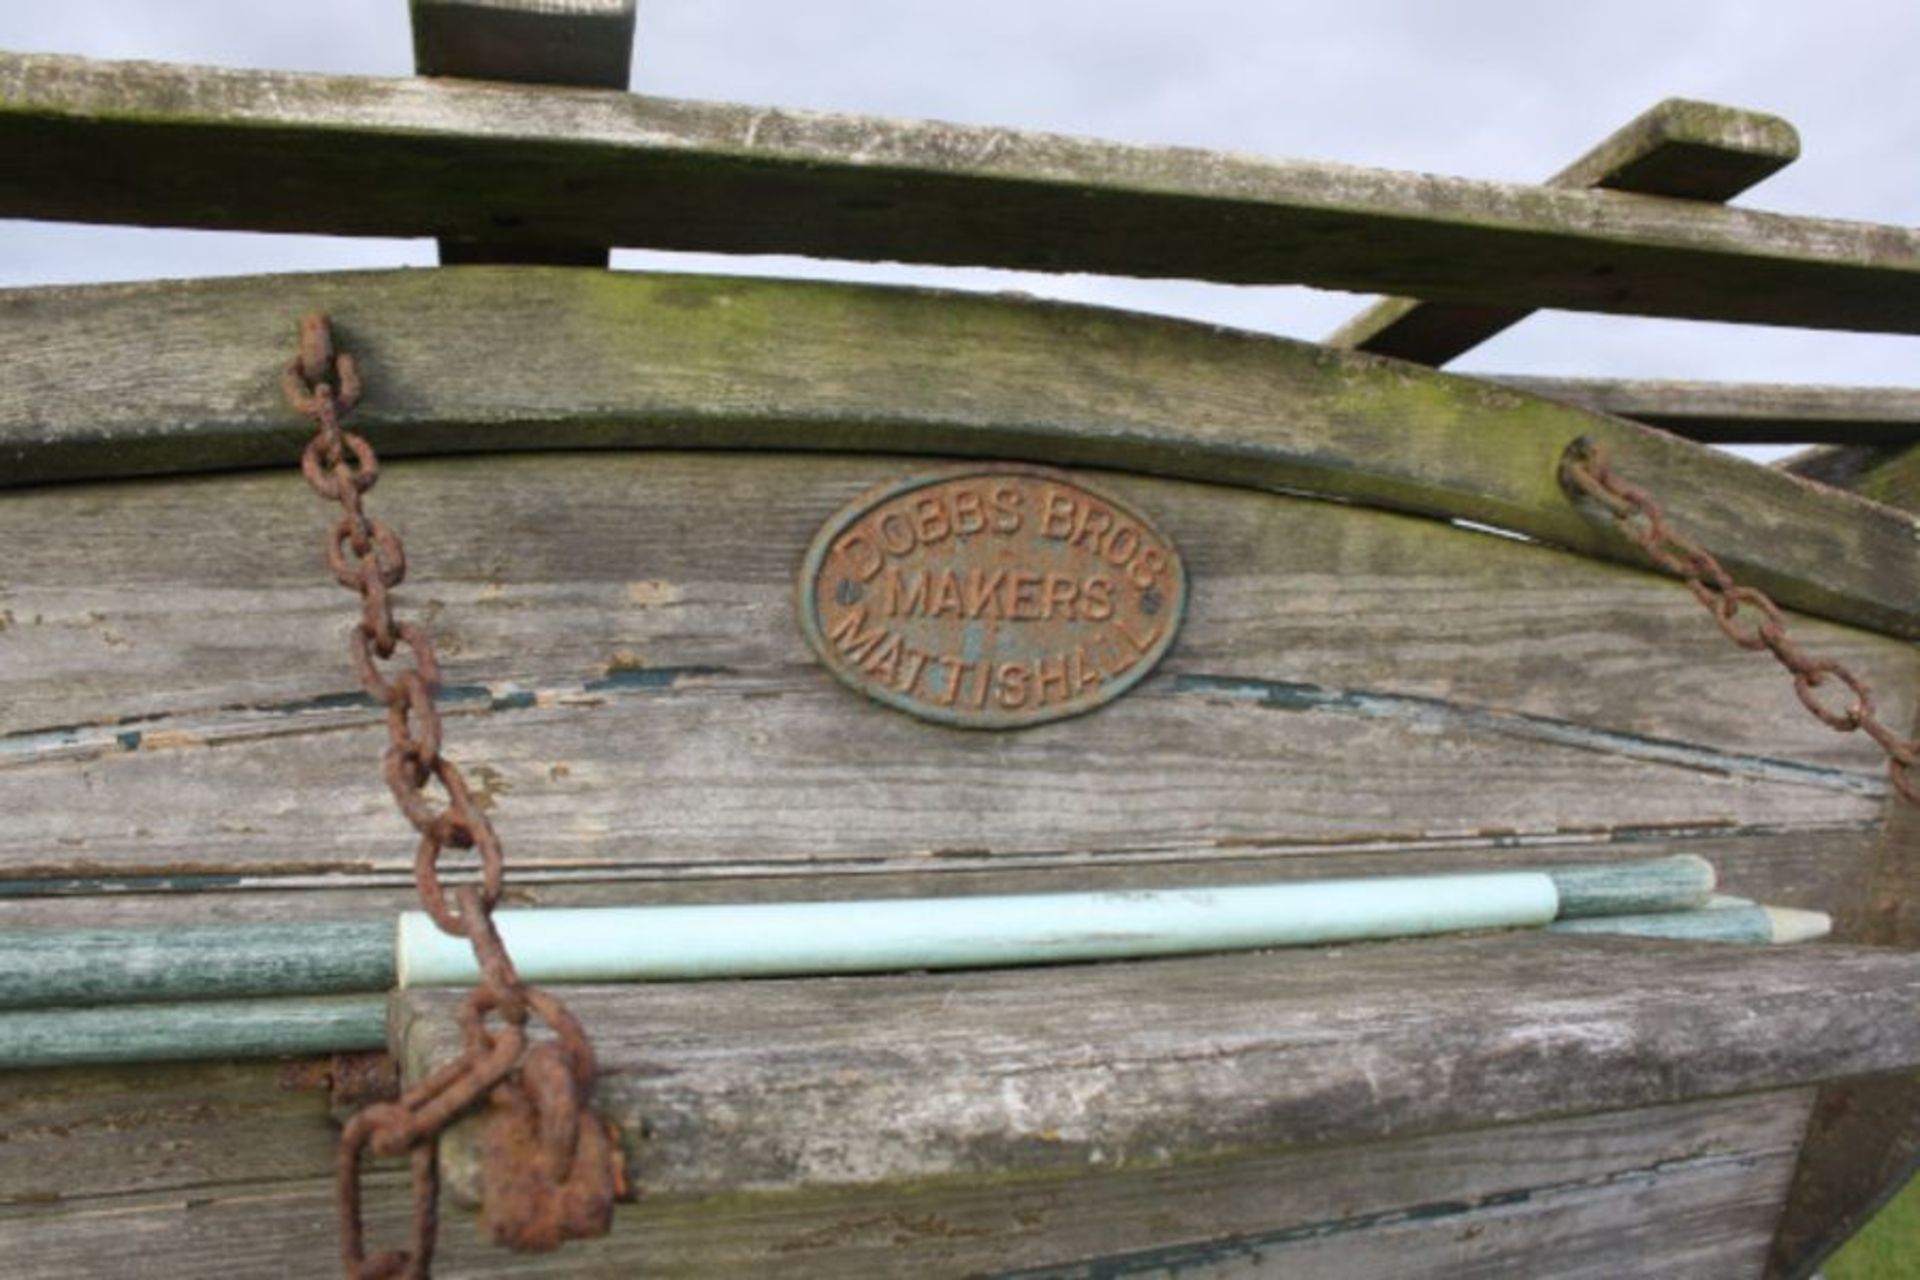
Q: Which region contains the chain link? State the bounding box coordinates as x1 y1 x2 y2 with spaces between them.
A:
283 314 624 1278
1561 436 1919 807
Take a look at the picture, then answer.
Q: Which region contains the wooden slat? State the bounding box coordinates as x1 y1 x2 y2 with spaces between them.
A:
411 0 634 87
0 827 1878 931
4 53 1920 333
396 936 1920 1203
3 271 1916 640
0 1059 339 1207
410 0 635 266
1785 443 1920 513
1330 98 1800 364
1492 377 1920 445
0 1092 1812 1276
2 454 1909 889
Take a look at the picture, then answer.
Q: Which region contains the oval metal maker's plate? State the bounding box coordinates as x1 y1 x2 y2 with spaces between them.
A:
798 466 1187 729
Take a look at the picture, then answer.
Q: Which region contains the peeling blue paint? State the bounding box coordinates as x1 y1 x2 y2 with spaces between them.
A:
583 664 726 695
0 666 732 768
1172 673 1884 796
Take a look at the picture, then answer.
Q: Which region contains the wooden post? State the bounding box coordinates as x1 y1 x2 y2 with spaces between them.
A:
409 0 637 265
1767 442 1920 1279
1328 98 1799 364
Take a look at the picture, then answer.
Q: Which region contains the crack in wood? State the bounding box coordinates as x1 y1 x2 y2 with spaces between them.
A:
1174 674 1885 796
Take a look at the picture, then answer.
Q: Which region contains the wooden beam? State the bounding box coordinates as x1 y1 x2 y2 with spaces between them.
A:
411 0 635 87
4 268 1917 639
410 0 635 266
1782 443 1920 510
396 935 1920 1205
4 54 1920 334
1487 376 1920 445
1328 99 1799 363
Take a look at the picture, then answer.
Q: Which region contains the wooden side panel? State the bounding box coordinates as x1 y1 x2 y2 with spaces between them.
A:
0 455 1908 900
0 1091 1813 1278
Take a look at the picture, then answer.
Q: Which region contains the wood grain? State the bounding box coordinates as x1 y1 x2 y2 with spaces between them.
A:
0 1091 1812 1277
1330 98 1799 365
397 934 1920 1203
7 272 1913 639
1 455 1906 890
0 1059 338 1208
0 825 1877 943
5 53 1920 335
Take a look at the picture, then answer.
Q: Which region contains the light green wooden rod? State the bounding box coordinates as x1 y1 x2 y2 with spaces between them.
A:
0 995 388 1071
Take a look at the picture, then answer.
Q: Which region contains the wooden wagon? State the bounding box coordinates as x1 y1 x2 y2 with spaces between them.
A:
3 3 1919 1275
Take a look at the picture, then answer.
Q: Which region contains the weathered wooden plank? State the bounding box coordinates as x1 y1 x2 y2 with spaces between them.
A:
0 1091 1812 1277
412 0 634 87
1 454 1907 887
4 274 1916 642
1490 378 1920 445
1330 98 1800 364
4 54 1920 334
398 935 1920 1204
5 675 1883 880
0 1059 339 1208
1801 444 1920 512
1 454 1909 760
0 825 1877 940
1781 443 1908 495
411 0 635 265
1020 1151 1798 1278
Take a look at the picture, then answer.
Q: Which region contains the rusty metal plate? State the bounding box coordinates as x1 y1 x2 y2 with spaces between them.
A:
798 466 1187 728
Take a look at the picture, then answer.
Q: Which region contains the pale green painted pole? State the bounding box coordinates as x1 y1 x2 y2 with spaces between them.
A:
399 859 1715 987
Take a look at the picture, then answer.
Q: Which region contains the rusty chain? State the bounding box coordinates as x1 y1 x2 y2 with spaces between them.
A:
1561 436 1919 808
282 314 624 1279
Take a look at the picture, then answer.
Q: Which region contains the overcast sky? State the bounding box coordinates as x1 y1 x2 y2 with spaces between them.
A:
2 0 1916 438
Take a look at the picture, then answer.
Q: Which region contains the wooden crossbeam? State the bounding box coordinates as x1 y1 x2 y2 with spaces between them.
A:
5 53 1920 334
1484 377 1920 445
410 0 635 266
1328 99 1800 363
1782 444 1920 509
